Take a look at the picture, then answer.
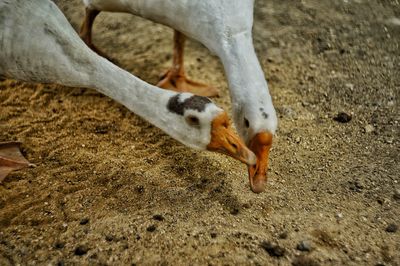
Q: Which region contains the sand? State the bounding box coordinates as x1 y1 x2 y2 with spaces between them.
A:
1 0 399 265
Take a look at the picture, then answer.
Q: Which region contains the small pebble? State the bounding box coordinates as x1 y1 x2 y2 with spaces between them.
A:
335 213 343 220
146 225 156 232
333 112 352 123
79 218 89 225
279 231 288 239
351 256 362 262
279 106 296 118
152 214 164 221
364 124 374 133
349 180 364 192
210 232 217 238
260 241 285 257
105 235 114 242
230 208 240 215
345 83 354 90
136 185 144 193
74 245 89 256
242 203 251 209
385 223 398 233
297 240 312 252
54 242 65 249
385 139 393 144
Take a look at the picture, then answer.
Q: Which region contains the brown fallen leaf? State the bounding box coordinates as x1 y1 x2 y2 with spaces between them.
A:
0 142 33 182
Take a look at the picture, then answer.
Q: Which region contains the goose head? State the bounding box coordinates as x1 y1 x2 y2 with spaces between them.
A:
213 26 278 193
230 84 278 193
164 93 256 166
139 0 278 192
178 0 279 193
206 1 278 193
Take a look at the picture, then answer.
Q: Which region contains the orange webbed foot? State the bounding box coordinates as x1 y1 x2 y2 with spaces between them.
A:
157 70 219 97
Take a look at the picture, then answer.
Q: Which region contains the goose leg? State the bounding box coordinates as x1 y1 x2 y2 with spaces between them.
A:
157 30 219 97
80 8 110 60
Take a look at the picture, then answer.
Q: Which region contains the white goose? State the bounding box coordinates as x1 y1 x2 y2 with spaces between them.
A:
0 0 257 181
80 0 278 192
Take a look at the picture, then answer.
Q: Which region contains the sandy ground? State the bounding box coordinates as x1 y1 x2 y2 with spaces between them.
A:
1 0 399 265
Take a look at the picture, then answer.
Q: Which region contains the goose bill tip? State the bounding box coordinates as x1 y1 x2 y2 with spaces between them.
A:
247 132 273 193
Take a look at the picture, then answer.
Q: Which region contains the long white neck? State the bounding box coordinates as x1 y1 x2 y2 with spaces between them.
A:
0 0 181 143
83 57 176 131
216 33 277 141
88 0 278 141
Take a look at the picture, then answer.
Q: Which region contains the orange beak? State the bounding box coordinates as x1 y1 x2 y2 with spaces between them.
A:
207 112 256 166
247 132 273 193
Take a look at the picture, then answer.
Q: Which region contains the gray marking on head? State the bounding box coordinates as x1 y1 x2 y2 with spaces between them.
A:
259 107 268 119
167 94 212 115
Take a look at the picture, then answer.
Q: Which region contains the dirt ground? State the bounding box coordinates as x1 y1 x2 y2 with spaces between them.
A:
1 0 399 265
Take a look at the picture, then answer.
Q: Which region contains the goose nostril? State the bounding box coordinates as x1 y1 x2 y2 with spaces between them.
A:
244 118 250 128
227 139 238 150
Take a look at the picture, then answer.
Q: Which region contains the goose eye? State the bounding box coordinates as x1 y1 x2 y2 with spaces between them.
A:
244 118 250 128
186 115 200 127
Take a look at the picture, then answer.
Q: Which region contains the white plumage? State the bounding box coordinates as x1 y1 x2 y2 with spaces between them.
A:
80 0 277 192
0 0 256 167
81 0 278 142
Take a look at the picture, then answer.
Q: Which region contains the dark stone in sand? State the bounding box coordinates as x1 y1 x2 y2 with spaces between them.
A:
79 218 89 225
54 242 64 249
230 208 240 215
153 214 164 221
260 241 285 257
105 235 114 242
333 112 352 123
74 245 89 256
147 225 156 232
297 240 312 252
385 223 398 233
279 231 288 239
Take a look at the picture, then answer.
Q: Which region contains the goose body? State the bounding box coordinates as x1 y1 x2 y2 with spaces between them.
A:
0 0 256 169
81 0 277 192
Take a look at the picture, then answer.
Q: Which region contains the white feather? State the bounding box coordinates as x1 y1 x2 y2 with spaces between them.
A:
81 0 278 142
0 0 224 151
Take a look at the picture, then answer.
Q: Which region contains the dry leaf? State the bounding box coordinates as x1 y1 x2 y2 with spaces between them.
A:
0 142 32 182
